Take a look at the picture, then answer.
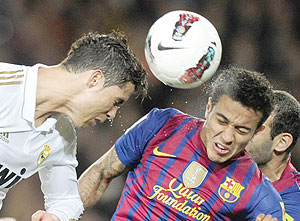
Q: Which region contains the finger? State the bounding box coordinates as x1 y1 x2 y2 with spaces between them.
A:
264 214 273 220
0 218 17 221
256 213 265 221
262 214 277 221
31 210 44 221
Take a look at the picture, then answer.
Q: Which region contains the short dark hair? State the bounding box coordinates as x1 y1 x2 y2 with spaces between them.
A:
209 66 273 128
271 90 300 155
60 31 148 99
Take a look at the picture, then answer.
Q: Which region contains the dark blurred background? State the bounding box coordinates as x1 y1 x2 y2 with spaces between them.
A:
1 0 300 220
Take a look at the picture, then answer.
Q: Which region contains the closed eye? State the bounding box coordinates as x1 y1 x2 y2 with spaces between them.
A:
217 118 227 125
216 113 251 135
235 126 250 135
114 99 125 107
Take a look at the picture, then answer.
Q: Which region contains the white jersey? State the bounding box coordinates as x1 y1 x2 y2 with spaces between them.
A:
0 63 84 220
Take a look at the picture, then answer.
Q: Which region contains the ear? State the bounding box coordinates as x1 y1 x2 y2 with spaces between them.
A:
273 133 293 153
205 97 213 119
87 70 104 88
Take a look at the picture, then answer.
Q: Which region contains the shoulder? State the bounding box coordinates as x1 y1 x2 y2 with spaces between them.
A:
0 62 27 70
53 114 76 139
0 63 30 130
272 159 300 193
231 154 279 198
148 107 182 119
125 107 183 132
147 107 196 125
52 114 77 155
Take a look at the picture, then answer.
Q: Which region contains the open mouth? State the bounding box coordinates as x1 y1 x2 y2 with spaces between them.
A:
214 143 230 155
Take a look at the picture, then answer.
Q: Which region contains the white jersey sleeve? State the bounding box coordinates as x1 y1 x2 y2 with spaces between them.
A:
38 114 84 220
39 165 84 220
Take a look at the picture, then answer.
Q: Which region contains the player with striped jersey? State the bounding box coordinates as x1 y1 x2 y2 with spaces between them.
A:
246 90 300 221
0 31 148 221
79 67 285 220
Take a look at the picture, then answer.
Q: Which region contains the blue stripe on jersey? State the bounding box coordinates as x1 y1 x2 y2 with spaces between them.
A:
206 159 242 220
128 115 196 220
280 185 300 220
244 176 283 220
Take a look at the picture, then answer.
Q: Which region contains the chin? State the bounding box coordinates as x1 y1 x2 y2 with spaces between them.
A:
208 152 228 164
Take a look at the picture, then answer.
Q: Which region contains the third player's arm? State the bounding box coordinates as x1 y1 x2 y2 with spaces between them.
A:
78 145 127 209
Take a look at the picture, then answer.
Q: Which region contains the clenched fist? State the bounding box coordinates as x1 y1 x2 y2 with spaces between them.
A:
256 214 278 221
31 210 60 221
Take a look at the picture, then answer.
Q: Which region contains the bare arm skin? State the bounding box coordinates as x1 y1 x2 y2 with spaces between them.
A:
78 145 127 209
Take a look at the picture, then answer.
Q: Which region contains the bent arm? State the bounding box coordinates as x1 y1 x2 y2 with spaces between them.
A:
78 145 127 209
38 164 84 221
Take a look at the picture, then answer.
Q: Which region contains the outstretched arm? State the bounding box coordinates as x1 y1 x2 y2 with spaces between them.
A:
78 145 127 209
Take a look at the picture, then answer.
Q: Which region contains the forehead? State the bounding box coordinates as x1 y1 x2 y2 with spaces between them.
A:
213 95 262 129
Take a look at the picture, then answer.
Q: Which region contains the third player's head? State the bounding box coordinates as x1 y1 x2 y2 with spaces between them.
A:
59 31 148 128
201 67 273 163
246 90 300 165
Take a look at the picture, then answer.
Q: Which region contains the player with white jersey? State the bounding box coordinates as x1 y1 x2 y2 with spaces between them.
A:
0 63 80 217
0 31 148 221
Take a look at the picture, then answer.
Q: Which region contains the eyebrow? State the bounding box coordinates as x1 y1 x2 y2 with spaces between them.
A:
216 112 252 131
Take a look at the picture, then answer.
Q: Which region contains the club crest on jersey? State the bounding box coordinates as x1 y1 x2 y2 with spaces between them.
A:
218 177 245 203
172 13 200 41
0 132 9 143
37 144 51 165
183 161 207 188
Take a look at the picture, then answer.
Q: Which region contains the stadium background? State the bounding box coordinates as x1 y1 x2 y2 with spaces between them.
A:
1 0 299 220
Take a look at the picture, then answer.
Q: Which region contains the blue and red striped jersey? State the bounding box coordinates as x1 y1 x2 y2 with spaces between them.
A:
114 108 284 220
272 159 300 221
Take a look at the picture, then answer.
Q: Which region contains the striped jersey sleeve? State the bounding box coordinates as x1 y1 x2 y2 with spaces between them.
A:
115 107 179 167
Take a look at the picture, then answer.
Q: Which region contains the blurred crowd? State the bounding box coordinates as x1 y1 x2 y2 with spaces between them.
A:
1 0 299 220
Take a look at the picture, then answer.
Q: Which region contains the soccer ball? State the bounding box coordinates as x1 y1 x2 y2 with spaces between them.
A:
145 10 222 89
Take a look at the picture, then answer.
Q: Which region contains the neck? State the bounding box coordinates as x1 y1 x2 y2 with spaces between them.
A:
35 66 78 127
259 155 288 182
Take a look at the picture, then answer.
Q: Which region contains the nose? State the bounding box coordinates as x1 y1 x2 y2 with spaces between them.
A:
221 126 234 145
106 106 119 120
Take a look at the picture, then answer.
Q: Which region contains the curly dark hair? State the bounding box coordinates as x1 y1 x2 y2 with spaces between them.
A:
271 90 300 156
209 66 273 129
60 30 148 99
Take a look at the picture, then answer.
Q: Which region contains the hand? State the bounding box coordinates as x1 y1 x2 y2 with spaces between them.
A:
31 210 60 221
256 214 278 221
0 218 17 221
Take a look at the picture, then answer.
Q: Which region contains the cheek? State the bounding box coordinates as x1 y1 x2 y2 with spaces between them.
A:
207 119 222 135
235 135 254 151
